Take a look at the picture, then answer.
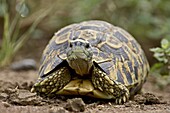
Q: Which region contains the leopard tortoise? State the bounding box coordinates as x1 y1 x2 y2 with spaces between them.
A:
31 20 150 104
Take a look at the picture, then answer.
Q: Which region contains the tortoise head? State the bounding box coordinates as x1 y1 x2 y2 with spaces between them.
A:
66 38 93 75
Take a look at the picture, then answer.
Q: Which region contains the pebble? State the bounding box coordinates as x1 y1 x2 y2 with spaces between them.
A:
10 59 37 71
49 107 69 113
64 98 85 112
18 90 36 99
2 101 11 107
0 93 8 100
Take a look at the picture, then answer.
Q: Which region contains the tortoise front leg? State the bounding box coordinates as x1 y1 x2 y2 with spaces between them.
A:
31 67 71 97
92 66 130 104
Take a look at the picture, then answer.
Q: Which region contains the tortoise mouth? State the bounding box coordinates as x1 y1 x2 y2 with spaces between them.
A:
67 51 91 61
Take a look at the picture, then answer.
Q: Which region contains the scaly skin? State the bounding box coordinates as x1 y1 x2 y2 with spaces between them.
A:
92 66 130 104
31 67 71 97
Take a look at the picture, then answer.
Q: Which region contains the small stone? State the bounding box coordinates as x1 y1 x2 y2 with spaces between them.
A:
10 59 37 71
2 101 11 107
49 107 68 113
134 94 146 104
124 101 137 107
134 93 162 105
20 82 28 89
0 93 8 100
143 93 161 104
64 98 85 112
18 90 36 99
5 88 18 94
108 102 112 106
97 105 105 110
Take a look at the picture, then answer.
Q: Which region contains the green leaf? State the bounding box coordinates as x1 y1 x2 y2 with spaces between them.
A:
16 2 29 17
150 47 163 53
154 52 164 57
150 63 164 72
165 47 170 55
161 38 169 49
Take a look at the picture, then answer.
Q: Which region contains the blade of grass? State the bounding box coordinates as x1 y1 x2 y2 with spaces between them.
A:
2 0 10 49
0 0 57 67
13 7 53 54
9 13 20 42
0 0 11 66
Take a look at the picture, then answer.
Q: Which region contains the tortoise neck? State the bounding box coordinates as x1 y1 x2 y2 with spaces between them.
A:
66 46 93 76
67 57 93 76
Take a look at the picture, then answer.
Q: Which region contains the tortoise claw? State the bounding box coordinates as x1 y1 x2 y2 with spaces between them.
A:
115 91 129 104
30 87 35 93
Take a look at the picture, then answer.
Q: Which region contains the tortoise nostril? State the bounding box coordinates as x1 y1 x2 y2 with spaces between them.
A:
85 43 90 48
69 43 73 47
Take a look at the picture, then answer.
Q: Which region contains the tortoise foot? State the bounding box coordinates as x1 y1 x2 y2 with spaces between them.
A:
92 66 130 104
31 67 71 97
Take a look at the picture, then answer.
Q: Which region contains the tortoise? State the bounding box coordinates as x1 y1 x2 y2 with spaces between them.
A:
31 20 150 104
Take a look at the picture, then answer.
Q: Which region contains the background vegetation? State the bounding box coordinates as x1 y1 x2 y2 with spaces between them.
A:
0 0 170 85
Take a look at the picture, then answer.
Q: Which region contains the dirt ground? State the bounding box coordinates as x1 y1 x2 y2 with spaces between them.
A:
0 68 169 113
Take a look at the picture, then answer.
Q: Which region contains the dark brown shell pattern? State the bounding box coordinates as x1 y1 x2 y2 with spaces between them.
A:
38 20 150 91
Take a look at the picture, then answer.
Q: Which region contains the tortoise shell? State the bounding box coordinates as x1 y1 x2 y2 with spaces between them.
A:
39 20 149 89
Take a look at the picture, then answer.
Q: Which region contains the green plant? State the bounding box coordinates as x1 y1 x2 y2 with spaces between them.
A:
0 0 52 67
150 38 170 87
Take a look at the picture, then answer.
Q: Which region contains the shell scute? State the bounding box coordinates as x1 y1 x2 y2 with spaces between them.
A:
114 31 129 43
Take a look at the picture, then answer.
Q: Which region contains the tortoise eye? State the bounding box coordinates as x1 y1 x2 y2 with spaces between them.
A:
85 43 90 48
69 43 73 47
